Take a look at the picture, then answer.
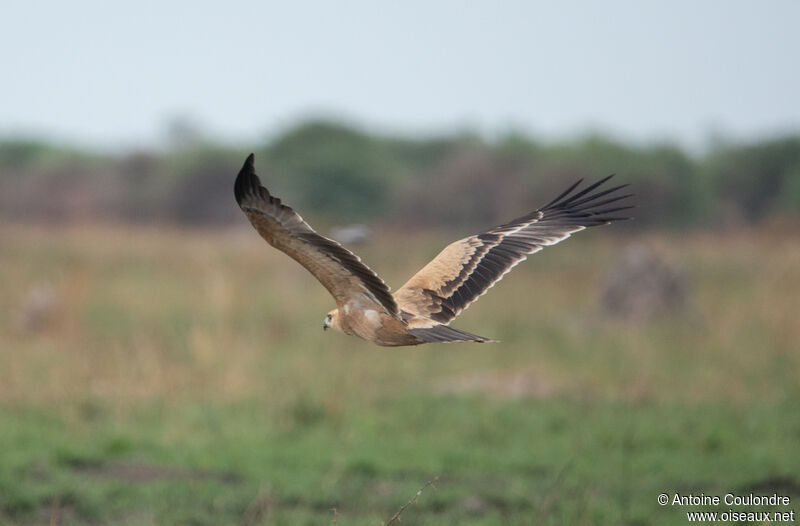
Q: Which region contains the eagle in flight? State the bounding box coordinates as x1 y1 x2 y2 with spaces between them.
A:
235 154 632 346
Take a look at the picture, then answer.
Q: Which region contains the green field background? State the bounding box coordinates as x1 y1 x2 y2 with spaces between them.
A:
1 224 798 525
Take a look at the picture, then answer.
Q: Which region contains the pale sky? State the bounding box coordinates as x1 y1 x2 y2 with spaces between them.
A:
1 0 798 150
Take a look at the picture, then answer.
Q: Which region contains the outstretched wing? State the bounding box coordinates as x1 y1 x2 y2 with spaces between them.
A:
394 175 632 323
234 154 398 316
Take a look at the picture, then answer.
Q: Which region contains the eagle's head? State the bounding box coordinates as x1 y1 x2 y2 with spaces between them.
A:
323 309 342 332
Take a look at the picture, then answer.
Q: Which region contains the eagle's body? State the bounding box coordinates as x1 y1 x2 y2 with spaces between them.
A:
235 154 632 346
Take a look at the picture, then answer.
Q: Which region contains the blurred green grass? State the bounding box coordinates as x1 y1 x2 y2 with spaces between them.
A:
0 224 798 525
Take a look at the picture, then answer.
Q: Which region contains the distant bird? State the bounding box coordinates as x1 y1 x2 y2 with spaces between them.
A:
235 154 632 346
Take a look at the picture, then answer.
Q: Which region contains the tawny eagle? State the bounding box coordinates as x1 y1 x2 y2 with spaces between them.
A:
234 154 632 346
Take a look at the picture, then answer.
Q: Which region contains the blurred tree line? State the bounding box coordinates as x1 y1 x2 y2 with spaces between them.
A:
1 119 798 230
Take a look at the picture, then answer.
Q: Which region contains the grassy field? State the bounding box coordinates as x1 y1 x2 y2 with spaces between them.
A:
0 224 798 525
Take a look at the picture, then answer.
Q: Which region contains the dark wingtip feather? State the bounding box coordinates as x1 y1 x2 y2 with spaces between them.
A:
234 153 262 206
554 173 617 208
569 191 635 213
541 178 584 210
540 173 634 226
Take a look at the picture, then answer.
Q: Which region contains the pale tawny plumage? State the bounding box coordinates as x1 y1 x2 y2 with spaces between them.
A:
234 154 632 346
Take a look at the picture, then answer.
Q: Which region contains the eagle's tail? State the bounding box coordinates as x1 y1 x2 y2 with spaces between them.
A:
409 325 496 344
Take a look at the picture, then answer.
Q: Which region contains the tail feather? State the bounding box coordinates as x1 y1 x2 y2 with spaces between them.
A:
409 325 496 344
